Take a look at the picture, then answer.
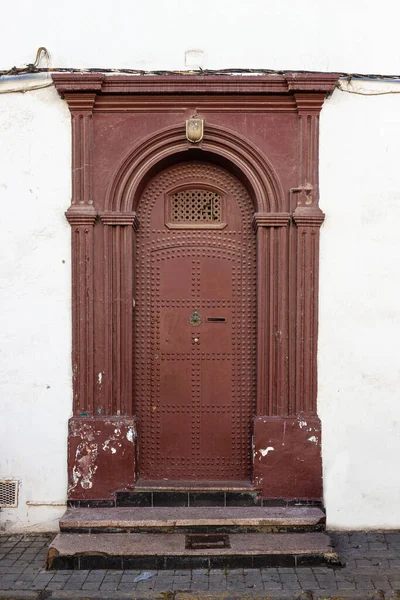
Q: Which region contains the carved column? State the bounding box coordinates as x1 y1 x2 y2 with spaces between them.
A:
64 92 97 415
66 205 139 500
55 78 138 500
252 213 290 416
292 93 326 415
253 91 328 500
99 212 139 417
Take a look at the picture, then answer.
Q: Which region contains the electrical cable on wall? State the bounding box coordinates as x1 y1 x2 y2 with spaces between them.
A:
1 47 400 96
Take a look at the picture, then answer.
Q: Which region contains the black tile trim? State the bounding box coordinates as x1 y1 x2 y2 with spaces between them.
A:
226 492 262 506
189 492 225 507
79 555 123 570
47 552 336 571
49 555 79 570
70 493 324 509
165 555 209 569
60 523 326 535
116 492 152 507
152 492 189 507
66 499 116 508
122 556 166 570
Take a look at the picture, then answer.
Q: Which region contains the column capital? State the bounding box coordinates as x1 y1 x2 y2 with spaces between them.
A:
252 212 291 230
99 212 139 229
63 93 98 113
65 205 97 226
292 207 325 228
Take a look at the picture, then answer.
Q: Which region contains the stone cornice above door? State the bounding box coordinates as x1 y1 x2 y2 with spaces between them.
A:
53 73 338 115
53 72 338 98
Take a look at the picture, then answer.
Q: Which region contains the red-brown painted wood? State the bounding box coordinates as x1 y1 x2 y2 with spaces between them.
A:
135 162 256 480
54 73 339 500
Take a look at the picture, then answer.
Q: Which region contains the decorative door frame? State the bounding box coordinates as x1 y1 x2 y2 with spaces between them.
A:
53 73 339 502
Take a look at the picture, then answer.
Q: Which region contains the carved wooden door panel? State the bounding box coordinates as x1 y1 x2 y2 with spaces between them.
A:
135 162 256 481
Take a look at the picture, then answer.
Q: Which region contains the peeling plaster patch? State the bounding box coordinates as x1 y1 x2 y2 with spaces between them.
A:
98 372 103 385
71 469 79 486
102 438 122 453
102 428 125 455
299 421 307 429
69 442 99 492
260 447 275 457
126 427 135 442
69 421 98 442
308 436 318 443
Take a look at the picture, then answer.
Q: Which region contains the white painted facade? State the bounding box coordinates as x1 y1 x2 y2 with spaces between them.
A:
0 0 399 531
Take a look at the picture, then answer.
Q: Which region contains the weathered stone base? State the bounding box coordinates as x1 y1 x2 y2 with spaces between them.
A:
67 415 322 502
68 417 137 500
253 416 322 500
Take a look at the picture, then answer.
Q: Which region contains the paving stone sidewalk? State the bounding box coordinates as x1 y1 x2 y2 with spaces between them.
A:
0 531 399 599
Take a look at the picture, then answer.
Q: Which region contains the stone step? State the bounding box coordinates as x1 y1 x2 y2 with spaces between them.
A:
60 506 326 534
47 531 339 570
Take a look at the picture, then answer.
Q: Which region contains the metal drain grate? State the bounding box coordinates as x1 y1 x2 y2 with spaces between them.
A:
186 534 230 550
0 480 19 507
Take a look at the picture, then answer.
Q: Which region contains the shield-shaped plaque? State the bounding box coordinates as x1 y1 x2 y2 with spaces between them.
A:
186 118 204 143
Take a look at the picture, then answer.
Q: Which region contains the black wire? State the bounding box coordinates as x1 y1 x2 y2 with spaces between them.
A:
1 65 400 81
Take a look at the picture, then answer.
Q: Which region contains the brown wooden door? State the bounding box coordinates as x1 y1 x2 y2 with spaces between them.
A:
135 162 256 481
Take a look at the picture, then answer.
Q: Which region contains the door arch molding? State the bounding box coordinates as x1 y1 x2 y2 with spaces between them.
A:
103 122 286 215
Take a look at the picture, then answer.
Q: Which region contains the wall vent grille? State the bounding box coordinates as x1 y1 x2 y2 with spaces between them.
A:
0 480 19 508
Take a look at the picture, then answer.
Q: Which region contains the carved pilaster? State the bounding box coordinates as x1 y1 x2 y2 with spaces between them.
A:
99 213 139 416
254 214 289 416
293 93 325 210
64 91 97 416
66 208 97 414
286 92 327 416
66 94 96 208
292 213 324 414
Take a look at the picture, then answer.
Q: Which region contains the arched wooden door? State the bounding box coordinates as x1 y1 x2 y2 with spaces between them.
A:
135 162 256 481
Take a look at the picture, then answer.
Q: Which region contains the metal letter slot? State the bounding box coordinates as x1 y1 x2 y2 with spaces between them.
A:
207 317 226 322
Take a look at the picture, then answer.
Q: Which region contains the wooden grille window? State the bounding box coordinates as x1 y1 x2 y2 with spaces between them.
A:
171 189 221 223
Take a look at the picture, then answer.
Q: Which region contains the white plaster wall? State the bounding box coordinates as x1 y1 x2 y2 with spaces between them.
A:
0 0 400 74
0 0 399 530
319 81 400 529
0 83 71 531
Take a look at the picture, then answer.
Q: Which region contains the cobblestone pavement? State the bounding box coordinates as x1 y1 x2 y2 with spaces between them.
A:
0 531 399 599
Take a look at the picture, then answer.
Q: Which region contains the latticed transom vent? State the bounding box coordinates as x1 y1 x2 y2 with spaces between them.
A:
171 189 221 223
0 480 19 508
